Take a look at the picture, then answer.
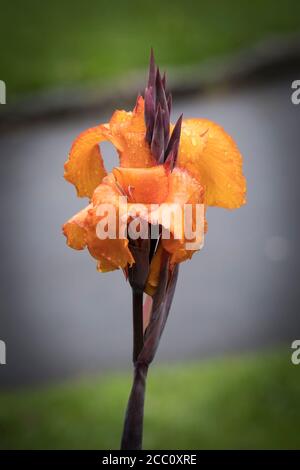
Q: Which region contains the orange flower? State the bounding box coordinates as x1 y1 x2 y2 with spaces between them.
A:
63 51 247 451
63 55 246 295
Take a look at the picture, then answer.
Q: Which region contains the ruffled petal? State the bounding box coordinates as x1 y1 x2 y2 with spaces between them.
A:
126 168 205 266
63 178 134 270
96 258 119 273
62 204 92 250
64 126 108 199
86 181 135 269
112 165 169 204
106 96 156 168
177 118 246 209
64 98 157 200
161 168 205 264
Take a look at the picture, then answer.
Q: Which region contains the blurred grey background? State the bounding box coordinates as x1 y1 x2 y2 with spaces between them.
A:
0 72 299 388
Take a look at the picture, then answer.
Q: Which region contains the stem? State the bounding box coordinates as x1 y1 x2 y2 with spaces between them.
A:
132 289 144 363
120 288 146 450
122 238 150 450
120 363 148 450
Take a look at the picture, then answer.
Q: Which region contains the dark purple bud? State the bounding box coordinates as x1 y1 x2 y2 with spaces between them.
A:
165 114 182 162
164 138 179 169
143 50 181 165
148 48 156 91
155 68 167 110
156 69 170 146
151 104 164 162
172 137 181 167
144 86 155 145
162 109 170 152
162 72 166 90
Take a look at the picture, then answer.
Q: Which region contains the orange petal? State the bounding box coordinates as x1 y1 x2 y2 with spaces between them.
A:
145 242 164 296
96 257 118 273
64 126 109 199
64 98 156 199
63 178 134 270
107 96 156 168
164 167 204 206
127 168 205 266
149 168 204 241
161 168 205 264
112 165 169 204
62 204 92 250
177 119 246 209
86 219 134 269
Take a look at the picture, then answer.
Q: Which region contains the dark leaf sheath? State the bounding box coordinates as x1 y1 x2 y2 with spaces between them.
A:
151 105 164 162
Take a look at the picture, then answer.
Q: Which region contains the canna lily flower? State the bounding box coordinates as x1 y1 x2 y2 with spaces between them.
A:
63 51 246 450
63 68 245 277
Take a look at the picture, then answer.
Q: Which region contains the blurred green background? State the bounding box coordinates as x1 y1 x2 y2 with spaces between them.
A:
0 350 299 449
1 0 300 97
